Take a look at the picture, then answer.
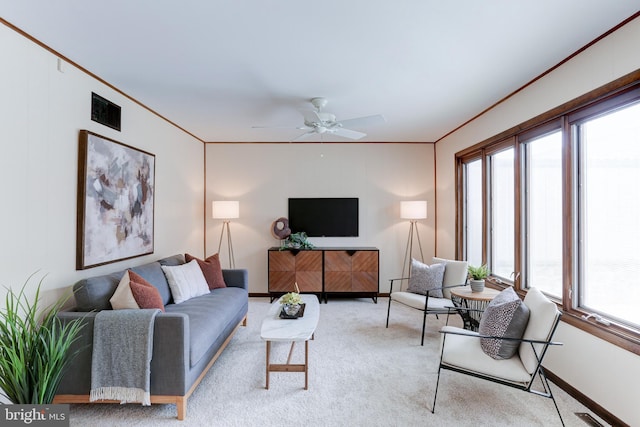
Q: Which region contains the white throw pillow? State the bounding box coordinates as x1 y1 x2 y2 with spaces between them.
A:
161 259 210 304
109 271 140 310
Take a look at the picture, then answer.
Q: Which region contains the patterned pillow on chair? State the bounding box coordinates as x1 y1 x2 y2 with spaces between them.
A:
407 258 445 298
479 286 530 359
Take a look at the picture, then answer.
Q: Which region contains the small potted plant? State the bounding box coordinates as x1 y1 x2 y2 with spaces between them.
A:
280 282 303 317
468 264 490 292
280 291 303 316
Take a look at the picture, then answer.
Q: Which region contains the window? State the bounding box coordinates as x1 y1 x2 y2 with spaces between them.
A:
521 130 563 299
488 147 515 280
456 77 640 353
462 158 483 267
575 101 640 328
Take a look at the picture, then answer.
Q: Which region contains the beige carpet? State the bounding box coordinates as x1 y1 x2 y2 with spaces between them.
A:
68 297 607 426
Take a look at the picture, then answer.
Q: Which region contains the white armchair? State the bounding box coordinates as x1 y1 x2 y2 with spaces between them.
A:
385 257 468 345
432 287 565 425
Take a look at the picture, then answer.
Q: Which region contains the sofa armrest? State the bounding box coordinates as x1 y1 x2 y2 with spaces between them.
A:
222 269 248 290
55 310 191 396
149 312 190 395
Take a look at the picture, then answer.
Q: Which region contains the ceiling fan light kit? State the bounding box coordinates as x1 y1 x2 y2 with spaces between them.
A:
254 97 385 142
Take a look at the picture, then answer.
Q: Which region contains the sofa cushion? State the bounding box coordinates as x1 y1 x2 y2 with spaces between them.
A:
109 271 139 310
74 271 123 312
158 254 185 267
479 287 530 360
185 253 227 290
130 261 173 306
407 259 445 298
161 260 210 304
164 286 248 367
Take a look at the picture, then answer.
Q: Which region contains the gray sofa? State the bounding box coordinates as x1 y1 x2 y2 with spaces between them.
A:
53 254 249 420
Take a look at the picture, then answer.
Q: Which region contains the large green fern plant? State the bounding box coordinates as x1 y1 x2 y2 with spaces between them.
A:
0 274 83 404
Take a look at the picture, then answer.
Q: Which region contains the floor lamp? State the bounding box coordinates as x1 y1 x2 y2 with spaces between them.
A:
212 200 239 269
400 201 427 279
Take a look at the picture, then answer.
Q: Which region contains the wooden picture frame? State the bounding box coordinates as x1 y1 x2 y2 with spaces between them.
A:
77 130 155 269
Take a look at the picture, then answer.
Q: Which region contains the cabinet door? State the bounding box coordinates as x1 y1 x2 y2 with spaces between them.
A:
324 251 352 292
294 251 323 292
268 251 295 292
352 251 379 292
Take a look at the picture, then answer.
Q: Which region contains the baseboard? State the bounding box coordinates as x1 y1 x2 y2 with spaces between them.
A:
249 292 391 298
546 368 628 427
249 292 271 298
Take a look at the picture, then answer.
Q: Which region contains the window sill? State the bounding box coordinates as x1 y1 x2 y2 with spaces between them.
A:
561 311 640 356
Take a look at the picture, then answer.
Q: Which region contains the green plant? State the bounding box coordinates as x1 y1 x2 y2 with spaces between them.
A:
468 264 490 280
0 273 83 404
280 231 314 250
280 292 303 306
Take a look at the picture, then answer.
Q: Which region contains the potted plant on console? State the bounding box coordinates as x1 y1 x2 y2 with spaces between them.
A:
280 231 314 250
468 264 490 293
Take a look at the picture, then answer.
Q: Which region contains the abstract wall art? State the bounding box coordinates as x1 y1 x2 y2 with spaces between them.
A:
77 130 155 269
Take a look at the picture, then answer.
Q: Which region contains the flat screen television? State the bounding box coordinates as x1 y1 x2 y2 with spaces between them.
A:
288 198 359 237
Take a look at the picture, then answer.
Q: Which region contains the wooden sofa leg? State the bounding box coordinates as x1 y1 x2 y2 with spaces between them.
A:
176 397 186 420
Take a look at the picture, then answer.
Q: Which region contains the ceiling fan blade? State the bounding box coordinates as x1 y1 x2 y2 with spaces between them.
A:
331 128 366 140
291 130 316 142
337 114 386 129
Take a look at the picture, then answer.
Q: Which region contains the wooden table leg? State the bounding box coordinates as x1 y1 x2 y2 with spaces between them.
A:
304 340 309 390
286 342 295 364
265 341 271 389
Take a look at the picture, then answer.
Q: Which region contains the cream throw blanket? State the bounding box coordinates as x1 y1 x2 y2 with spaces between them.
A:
90 308 160 405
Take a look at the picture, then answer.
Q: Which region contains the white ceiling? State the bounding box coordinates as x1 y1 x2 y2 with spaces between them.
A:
1 1 638 143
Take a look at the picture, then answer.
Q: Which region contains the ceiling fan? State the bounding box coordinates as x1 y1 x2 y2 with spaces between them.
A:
254 97 385 141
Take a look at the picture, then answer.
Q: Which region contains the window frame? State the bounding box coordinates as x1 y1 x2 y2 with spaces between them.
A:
457 154 484 265
518 120 563 299
455 70 640 355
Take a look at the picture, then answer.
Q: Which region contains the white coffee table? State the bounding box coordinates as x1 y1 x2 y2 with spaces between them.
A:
260 294 320 390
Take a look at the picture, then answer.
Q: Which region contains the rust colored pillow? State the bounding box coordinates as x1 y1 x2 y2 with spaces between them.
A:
128 270 165 311
128 270 151 288
185 253 227 290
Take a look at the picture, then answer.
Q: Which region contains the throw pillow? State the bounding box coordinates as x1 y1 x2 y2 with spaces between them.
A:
161 259 211 304
185 253 227 290
479 287 530 360
129 278 165 312
407 259 445 298
109 271 140 310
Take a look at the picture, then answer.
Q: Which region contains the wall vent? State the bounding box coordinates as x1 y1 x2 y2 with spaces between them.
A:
575 412 606 427
91 92 121 131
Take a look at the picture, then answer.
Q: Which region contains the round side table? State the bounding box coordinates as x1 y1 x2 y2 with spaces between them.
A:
450 286 500 331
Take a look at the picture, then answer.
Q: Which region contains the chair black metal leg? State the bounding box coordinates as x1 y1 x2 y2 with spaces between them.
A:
386 297 392 328
539 368 565 427
421 309 427 346
432 366 442 413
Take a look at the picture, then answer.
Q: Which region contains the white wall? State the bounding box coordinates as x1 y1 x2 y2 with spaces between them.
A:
435 16 640 425
205 143 435 294
0 24 205 307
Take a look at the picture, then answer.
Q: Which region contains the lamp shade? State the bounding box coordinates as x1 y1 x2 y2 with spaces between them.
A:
400 201 427 220
212 201 239 219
